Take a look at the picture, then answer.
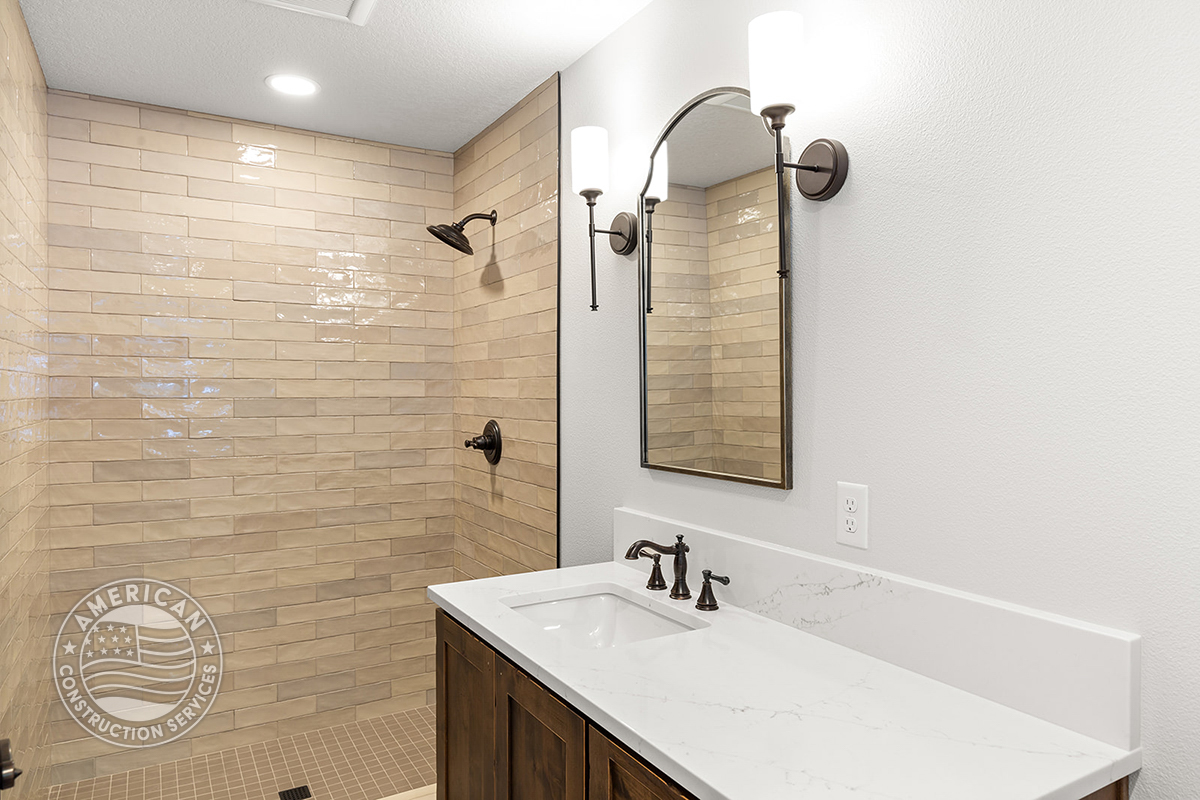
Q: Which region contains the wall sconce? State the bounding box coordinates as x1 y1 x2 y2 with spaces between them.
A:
571 126 637 311
749 10 849 275
643 142 668 314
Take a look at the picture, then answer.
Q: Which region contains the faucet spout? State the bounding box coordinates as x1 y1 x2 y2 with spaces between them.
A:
623 535 690 600
624 539 678 559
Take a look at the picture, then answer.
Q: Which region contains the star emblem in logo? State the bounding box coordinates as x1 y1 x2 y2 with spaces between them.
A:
62 641 76 655
201 641 215 655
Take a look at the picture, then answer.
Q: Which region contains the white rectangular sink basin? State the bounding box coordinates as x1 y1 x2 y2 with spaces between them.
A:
502 582 708 649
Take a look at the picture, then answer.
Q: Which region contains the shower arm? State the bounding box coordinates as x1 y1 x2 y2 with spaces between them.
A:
456 211 498 230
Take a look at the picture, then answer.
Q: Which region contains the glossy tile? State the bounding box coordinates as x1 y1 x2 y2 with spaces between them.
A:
452 75 558 581
46 92 459 783
41 71 558 795
0 3 51 800
645 168 781 480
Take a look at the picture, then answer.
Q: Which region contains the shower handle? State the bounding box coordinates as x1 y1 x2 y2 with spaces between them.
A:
0 739 22 793
465 420 503 465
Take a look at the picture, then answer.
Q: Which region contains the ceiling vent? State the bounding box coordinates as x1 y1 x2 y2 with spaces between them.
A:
247 0 378 26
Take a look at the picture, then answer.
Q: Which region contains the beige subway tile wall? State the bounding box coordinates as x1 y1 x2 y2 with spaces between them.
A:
452 76 558 579
645 186 715 471
706 167 780 481
0 1 51 797
44 92 461 782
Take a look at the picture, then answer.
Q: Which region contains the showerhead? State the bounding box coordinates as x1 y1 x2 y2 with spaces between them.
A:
427 223 473 255
426 210 497 256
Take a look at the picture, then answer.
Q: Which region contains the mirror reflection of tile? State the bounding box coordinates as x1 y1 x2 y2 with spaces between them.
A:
646 167 782 481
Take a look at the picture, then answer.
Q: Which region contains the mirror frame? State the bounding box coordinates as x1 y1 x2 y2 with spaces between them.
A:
638 86 793 489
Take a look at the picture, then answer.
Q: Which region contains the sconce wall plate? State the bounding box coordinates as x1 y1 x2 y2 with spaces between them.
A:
608 212 638 256
796 138 849 201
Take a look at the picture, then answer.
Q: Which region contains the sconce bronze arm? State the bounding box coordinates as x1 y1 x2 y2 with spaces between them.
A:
581 190 637 311
761 104 850 276
778 147 826 175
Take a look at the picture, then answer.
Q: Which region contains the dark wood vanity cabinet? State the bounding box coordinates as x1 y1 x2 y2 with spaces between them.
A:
437 609 497 800
1083 782 1129 800
496 657 587 800
437 610 692 800
588 728 689 800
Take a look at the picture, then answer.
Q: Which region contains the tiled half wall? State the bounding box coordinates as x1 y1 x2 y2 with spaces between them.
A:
452 76 558 580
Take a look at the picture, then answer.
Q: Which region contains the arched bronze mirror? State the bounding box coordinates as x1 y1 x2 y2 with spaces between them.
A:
638 87 791 489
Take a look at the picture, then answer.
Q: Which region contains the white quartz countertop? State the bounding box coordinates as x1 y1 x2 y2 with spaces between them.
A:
429 562 1140 800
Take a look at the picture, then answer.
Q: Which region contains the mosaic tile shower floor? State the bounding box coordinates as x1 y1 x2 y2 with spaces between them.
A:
46 706 437 800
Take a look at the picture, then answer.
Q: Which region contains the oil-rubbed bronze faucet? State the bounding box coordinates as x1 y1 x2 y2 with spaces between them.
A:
695 569 731 611
624 534 690 599
635 551 668 591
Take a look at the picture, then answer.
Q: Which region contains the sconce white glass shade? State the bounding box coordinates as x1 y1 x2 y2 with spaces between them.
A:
646 143 669 203
571 126 610 196
748 11 804 116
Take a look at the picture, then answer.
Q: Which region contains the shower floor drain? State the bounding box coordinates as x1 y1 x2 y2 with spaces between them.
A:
279 787 313 800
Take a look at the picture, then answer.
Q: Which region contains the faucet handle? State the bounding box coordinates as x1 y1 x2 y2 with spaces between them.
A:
639 552 668 591
695 569 730 611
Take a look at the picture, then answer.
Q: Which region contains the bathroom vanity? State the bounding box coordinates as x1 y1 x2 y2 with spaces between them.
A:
437 610 688 800
429 510 1141 800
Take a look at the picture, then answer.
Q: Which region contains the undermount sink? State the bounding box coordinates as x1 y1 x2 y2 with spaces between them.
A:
502 583 708 649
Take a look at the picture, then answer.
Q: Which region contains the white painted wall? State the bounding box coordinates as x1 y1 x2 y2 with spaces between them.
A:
559 1 1200 797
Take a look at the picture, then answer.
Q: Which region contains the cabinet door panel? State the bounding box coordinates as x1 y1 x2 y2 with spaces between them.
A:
437 610 496 800
589 726 689 800
495 658 586 800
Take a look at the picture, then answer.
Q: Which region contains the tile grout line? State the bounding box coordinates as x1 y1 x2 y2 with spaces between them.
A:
46 706 437 800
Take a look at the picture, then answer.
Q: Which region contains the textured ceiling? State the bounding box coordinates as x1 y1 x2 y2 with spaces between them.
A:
18 0 657 151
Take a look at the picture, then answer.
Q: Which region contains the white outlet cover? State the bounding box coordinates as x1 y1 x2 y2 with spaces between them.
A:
837 482 868 549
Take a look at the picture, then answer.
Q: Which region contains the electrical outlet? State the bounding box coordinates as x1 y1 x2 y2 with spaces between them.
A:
836 482 868 549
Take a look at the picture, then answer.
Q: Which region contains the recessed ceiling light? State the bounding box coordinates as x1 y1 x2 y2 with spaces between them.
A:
247 0 379 26
266 74 320 96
